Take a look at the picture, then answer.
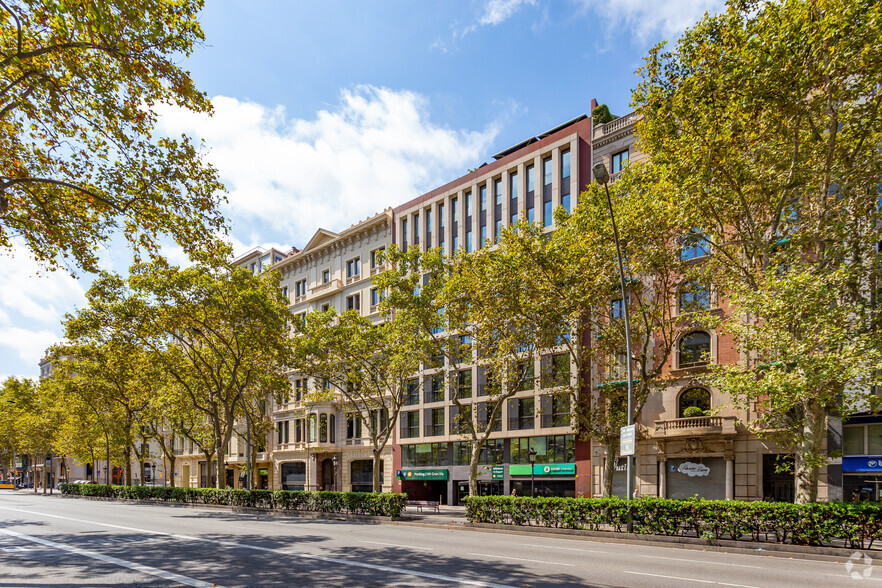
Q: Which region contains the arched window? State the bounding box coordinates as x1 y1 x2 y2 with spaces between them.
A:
679 331 710 368
678 388 711 417
680 228 710 261
679 281 711 313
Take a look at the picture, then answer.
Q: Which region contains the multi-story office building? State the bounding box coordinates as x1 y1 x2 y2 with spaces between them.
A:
590 112 830 502
390 112 595 505
271 210 394 493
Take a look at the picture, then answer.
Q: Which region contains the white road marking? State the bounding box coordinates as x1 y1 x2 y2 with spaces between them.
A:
0 528 221 588
359 540 433 550
0 506 515 587
523 543 764 569
623 571 758 587
467 552 575 566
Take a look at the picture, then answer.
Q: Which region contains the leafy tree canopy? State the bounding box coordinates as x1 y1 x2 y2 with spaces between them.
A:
0 0 226 272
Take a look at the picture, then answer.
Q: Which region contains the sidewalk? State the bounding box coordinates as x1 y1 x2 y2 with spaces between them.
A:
398 505 468 525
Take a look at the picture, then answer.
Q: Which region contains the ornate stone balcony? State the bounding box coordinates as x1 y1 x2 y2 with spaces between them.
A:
594 112 641 140
653 415 737 438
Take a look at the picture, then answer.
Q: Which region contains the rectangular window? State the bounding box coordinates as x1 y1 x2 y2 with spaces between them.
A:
439 203 445 231
370 247 385 269
346 257 360 278
510 171 518 225
308 414 317 443
404 379 420 406
561 149 571 212
542 394 571 428
370 287 380 307
345 294 360 311
413 213 420 246
495 219 503 242
542 156 553 227
322 269 330 283
320 303 330 312
425 208 432 250
479 185 487 249
455 369 472 399
612 149 629 175
451 404 472 434
544 353 571 387
281 286 288 300
611 297 627 320
295 279 307 298
401 411 420 439
401 219 408 252
295 418 302 442
508 397 534 431
425 374 444 403
466 232 473 252
494 178 502 207
319 414 328 443
426 407 445 437
451 198 458 224
402 442 448 467
511 435 575 464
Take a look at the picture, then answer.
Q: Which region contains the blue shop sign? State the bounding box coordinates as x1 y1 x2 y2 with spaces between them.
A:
843 456 882 472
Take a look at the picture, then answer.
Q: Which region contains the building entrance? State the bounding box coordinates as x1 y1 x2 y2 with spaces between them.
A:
762 454 795 502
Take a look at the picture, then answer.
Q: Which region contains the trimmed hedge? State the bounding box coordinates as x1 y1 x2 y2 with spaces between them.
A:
59 483 406 518
465 496 882 549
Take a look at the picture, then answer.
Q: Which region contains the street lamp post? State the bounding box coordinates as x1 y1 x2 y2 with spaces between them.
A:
593 163 635 503
332 455 338 491
528 447 537 498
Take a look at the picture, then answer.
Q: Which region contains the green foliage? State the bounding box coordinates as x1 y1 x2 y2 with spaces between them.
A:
0 0 226 272
682 406 705 418
465 496 882 549
632 0 882 503
59 484 407 518
591 104 614 124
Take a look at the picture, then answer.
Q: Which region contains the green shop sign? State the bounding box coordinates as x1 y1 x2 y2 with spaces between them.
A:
509 464 576 476
491 465 504 480
397 469 448 480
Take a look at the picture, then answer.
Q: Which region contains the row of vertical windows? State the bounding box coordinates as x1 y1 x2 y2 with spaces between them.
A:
400 146 572 252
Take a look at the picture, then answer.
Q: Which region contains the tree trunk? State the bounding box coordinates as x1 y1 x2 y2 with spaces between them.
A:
216 439 226 489
603 444 617 497
794 399 826 504
167 454 176 488
468 442 481 497
372 449 382 493
124 446 132 486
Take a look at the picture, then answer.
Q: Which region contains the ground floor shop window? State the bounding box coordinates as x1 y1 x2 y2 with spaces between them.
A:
281 461 305 491
762 454 794 502
510 479 575 498
351 459 383 493
844 475 882 502
667 457 726 500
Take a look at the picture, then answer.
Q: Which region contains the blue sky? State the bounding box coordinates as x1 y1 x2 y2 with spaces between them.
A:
0 0 724 379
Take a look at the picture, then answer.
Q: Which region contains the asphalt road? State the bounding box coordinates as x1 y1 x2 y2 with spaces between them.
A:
0 491 875 587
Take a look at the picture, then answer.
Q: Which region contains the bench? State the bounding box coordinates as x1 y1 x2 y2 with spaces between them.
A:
406 500 440 513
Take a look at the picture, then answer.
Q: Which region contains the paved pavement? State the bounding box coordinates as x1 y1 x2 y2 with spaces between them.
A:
0 491 876 587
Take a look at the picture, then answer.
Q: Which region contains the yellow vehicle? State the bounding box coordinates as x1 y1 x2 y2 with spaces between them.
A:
0 480 14 489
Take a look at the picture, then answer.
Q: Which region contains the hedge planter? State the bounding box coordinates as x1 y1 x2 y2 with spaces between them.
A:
59 484 406 518
465 496 882 549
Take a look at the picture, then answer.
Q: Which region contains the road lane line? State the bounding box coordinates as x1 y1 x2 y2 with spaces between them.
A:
524 544 763 569
0 506 515 587
467 552 575 567
0 528 221 588
623 571 758 587
359 540 433 550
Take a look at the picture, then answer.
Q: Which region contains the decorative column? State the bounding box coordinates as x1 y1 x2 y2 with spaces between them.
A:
656 441 667 498
725 451 735 500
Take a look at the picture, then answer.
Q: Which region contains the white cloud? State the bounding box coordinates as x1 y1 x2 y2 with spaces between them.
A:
0 245 85 328
0 326 60 364
454 0 537 40
156 86 499 246
573 0 725 43
0 244 85 367
479 0 537 26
